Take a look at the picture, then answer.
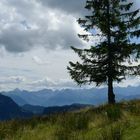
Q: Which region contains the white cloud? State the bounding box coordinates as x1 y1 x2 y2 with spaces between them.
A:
115 77 140 87
29 77 57 90
0 76 26 84
32 56 50 65
0 46 7 58
29 77 77 90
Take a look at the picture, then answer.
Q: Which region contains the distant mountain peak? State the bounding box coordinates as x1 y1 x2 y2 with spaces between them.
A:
3 86 140 107
14 88 21 92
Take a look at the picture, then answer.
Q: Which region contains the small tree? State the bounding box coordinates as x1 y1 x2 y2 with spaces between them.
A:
67 0 140 104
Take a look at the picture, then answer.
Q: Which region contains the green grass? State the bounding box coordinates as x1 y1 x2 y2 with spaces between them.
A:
0 100 140 140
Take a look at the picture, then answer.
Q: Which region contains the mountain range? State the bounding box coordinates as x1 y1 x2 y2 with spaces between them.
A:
0 86 140 120
2 86 140 107
0 93 91 120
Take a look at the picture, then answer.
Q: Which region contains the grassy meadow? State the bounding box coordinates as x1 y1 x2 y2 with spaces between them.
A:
0 100 140 140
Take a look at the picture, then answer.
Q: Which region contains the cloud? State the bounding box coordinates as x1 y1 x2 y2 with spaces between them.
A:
0 46 7 58
39 0 86 16
10 76 26 83
29 77 77 89
0 0 86 53
32 56 50 65
0 75 27 91
0 25 38 52
55 79 77 88
30 77 57 87
27 76 140 91
0 74 139 91
114 76 140 87
0 76 26 84
0 0 139 53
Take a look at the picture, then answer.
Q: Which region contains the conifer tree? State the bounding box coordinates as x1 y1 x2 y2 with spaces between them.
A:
67 0 140 104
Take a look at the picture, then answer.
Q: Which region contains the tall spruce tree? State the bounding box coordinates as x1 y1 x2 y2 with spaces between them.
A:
67 0 140 104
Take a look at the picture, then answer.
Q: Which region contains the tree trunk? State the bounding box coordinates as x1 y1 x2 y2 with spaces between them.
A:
107 0 115 104
108 77 115 104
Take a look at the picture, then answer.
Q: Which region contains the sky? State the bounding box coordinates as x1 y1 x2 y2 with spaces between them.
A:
0 0 139 91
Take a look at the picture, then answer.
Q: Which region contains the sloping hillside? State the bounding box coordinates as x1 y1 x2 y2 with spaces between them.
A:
0 94 33 120
0 100 140 140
